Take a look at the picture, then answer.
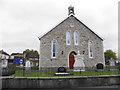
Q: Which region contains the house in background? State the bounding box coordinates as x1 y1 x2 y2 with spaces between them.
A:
0 50 9 68
115 59 120 66
24 51 39 67
10 52 39 67
10 53 24 67
27 56 39 67
10 53 24 60
39 6 105 70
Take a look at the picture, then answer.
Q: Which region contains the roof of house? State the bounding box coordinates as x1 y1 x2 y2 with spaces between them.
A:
25 59 39 62
39 15 103 41
11 53 23 56
0 50 9 56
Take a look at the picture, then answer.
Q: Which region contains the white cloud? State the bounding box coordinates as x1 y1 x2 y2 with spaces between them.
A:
0 0 118 55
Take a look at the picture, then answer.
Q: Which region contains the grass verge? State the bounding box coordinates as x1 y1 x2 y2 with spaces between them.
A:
11 70 120 77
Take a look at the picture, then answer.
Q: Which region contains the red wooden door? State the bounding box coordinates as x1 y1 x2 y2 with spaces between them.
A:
69 53 75 69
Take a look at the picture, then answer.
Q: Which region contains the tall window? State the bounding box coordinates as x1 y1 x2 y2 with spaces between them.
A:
66 32 71 45
74 31 79 45
51 40 57 58
88 41 93 58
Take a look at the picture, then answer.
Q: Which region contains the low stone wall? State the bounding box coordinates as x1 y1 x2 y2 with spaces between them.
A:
2 75 120 89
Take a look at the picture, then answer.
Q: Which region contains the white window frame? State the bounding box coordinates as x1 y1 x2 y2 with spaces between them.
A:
74 31 79 45
66 32 71 45
88 41 94 58
51 39 57 58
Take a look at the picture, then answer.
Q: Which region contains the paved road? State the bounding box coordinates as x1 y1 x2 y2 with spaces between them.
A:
1 86 120 90
2 87 118 90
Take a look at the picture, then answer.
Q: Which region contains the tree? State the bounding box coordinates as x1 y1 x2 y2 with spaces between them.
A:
104 50 118 65
23 49 39 59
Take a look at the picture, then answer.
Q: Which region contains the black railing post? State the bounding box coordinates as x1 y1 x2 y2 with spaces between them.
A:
23 66 25 76
80 69 81 75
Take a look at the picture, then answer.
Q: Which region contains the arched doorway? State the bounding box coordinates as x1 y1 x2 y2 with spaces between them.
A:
69 51 77 69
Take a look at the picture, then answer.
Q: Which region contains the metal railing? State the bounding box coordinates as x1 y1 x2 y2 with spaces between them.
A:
2 66 120 77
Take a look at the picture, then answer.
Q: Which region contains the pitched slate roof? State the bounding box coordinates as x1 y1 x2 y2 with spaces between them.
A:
39 15 103 41
0 50 9 56
11 53 23 56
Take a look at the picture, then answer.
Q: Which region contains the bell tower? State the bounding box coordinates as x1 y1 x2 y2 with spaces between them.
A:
68 5 75 16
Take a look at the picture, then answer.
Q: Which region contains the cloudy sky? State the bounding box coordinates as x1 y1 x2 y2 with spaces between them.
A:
0 0 118 56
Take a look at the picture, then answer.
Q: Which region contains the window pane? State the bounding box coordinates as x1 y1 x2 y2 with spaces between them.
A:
74 31 79 45
53 53 56 57
53 41 56 52
89 41 93 58
52 40 57 57
66 32 71 45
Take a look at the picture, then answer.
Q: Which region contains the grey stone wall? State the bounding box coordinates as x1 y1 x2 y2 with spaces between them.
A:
39 16 105 68
2 75 120 89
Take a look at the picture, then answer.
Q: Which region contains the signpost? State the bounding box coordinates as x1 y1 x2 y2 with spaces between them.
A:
13 57 24 67
19 59 24 67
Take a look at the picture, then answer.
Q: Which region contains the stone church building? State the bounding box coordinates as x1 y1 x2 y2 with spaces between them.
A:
39 6 105 70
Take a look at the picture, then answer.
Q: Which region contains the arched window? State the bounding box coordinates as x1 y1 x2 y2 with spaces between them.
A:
66 32 71 45
51 40 57 58
74 31 79 45
88 41 93 58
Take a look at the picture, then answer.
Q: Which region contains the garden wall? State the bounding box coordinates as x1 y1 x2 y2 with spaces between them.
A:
2 75 120 89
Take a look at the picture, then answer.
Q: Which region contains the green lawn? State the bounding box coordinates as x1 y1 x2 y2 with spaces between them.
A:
11 70 120 77
11 71 51 77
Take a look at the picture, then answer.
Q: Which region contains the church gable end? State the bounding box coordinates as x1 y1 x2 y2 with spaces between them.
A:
39 16 103 41
39 6 105 69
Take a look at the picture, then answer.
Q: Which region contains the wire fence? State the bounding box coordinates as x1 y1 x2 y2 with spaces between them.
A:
2 65 120 77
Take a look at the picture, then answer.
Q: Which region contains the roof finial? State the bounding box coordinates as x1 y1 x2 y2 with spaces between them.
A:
68 5 75 16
